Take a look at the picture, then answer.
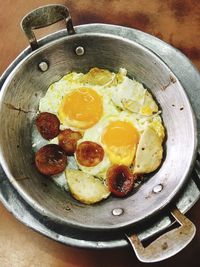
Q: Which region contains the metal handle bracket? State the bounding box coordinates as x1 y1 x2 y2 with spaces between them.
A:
126 207 196 263
21 4 75 50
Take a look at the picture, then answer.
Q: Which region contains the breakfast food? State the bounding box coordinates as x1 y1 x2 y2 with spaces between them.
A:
133 127 163 173
33 67 165 204
107 165 136 197
58 129 82 155
35 144 67 176
66 169 110 204
36 112 60 140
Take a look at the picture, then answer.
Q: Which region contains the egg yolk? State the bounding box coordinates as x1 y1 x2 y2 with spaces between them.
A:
58 88 103 129
102 121 139 166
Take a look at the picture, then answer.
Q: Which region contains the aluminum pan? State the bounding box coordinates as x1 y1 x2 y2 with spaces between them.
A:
0 28 197 231
0 23 200 248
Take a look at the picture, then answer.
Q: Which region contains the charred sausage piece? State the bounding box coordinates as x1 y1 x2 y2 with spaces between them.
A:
107 165 135 197
35 144 67 176
36 112 60 140
58 129 82 156
76 141 104 167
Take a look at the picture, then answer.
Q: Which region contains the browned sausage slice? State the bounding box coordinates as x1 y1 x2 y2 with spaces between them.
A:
36 112 60 140
76 141 104 167
107 165 135 197
35 144 67 176
58 129 82 156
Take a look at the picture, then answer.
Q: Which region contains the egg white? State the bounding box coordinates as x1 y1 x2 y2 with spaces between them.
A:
37 68 164 183
39 73 120 132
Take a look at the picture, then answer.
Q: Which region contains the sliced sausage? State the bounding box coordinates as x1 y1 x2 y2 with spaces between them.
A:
58 129 82 156
36 112 60 140
35 144 67 176
76 141 104 167
107 165 135 197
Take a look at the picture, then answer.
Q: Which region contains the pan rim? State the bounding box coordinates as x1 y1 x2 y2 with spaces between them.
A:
0 30 198 231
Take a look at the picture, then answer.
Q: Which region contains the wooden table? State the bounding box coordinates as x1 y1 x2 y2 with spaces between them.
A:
0 1 200 266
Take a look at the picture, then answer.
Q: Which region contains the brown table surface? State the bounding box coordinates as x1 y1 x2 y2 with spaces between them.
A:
0 1 200 266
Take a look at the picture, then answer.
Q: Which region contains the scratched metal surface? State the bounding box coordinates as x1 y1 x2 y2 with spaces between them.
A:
0 23 200 249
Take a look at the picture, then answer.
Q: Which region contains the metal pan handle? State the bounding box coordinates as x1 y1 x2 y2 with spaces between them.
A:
126 207 196 263
21 4 75 51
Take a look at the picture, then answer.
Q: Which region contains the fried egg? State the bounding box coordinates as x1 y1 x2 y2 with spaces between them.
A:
37 67 165 203
101 120 139 166
58 87 103 129
39 69 119 129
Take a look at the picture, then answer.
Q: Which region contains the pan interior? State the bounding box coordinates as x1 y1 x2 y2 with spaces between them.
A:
0 33 197 230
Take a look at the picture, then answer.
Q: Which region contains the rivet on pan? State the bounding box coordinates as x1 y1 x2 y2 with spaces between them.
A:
75 46 85 56
38 61 49 72
153 184 163 193
112 208 124 216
